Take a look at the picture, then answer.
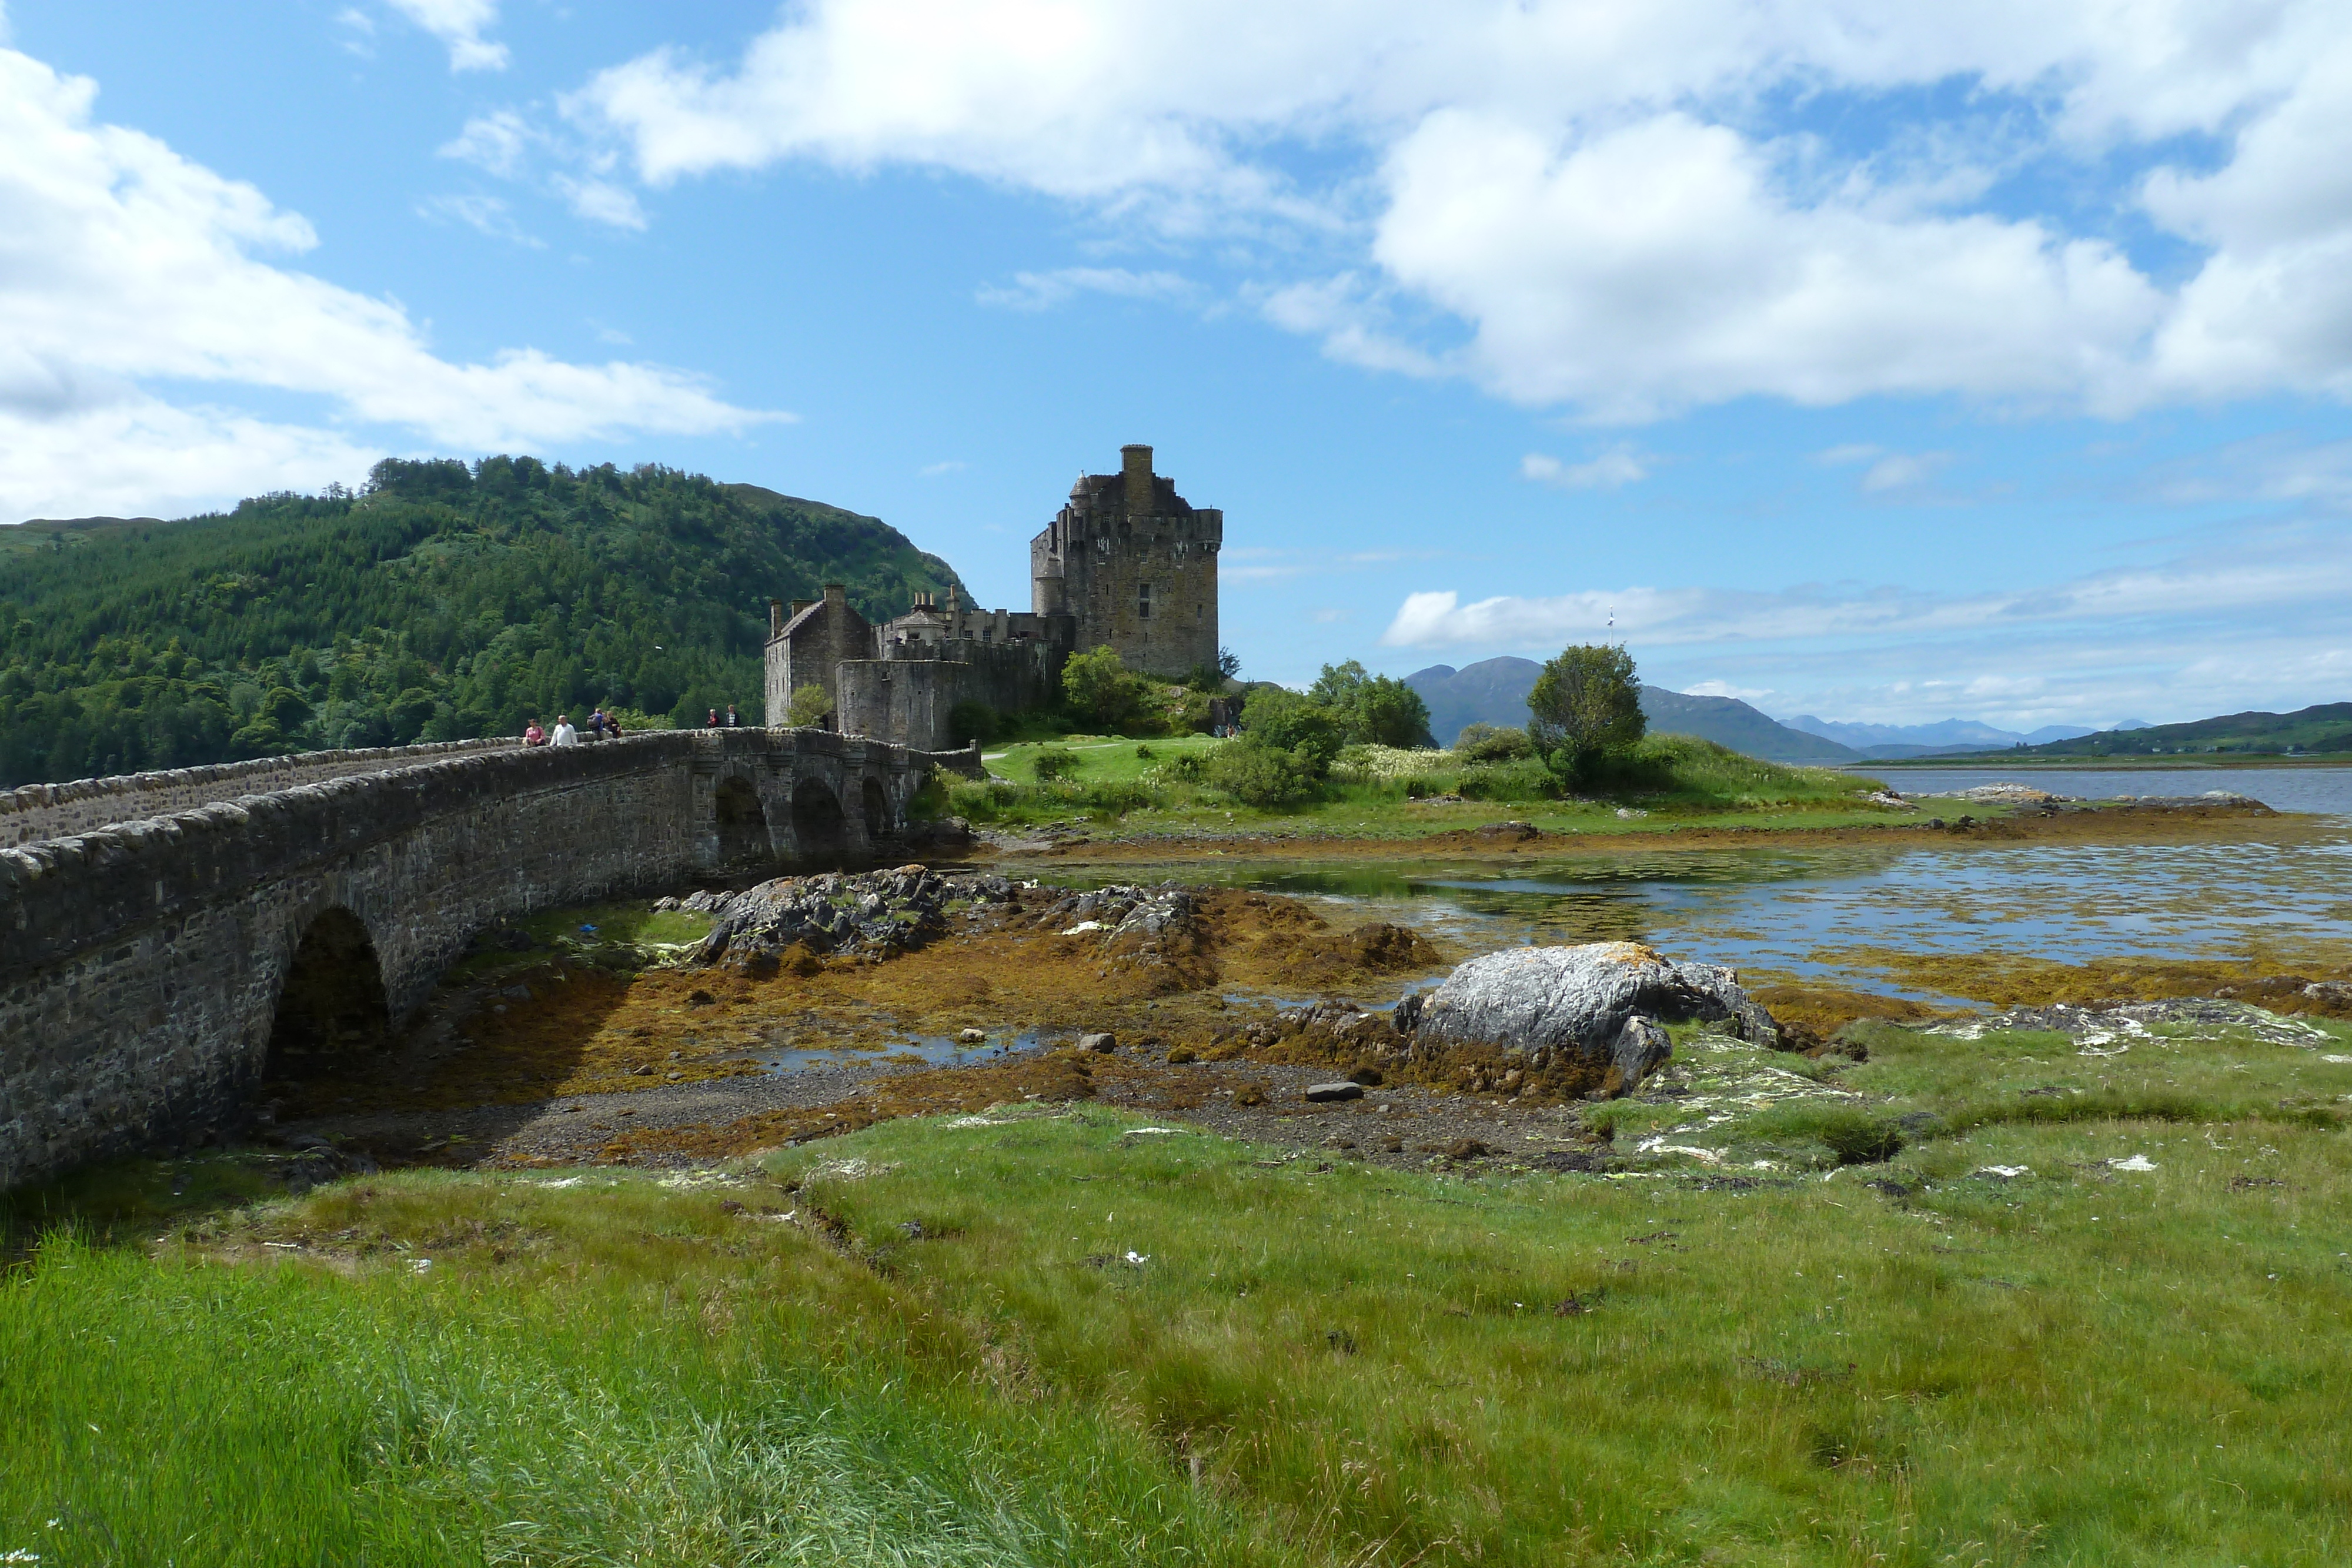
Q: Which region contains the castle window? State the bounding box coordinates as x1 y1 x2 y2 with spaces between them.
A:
1138 581 1151 620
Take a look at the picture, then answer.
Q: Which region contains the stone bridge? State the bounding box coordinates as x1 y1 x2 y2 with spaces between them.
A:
0 728 968 1190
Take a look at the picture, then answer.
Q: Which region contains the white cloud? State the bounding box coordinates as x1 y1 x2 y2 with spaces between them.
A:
556 0 2352 420
1389 523 2352 725
385 0 507 72
0 399 383 524
1522 446 1647 490
1859 451 1952 492
1379 526 2352 652
441 109 536 178
416 192 542 247
976 267 1194 312
918 459 966 476
0 48 780 521
550 172 646 230
1683 679 1775 702
335 8 377 58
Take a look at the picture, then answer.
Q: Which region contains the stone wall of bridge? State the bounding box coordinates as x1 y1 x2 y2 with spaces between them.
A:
0 737 520 849
0 728 941 1190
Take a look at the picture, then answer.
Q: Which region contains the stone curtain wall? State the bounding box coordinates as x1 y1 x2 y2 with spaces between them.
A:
0 738 519 848
835 640 1059 751
0 729 931 1190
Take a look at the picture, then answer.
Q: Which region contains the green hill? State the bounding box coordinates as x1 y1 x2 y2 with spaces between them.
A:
1992 703 2352 759
0 456 967 786
1404 657 1859 763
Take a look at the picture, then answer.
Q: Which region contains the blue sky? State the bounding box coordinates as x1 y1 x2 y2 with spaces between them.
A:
3 1 2349 730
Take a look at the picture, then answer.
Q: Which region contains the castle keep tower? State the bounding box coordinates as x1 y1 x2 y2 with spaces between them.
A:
1030 444 1221 677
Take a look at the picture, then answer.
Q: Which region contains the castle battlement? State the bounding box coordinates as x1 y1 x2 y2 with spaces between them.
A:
766 444 1221 748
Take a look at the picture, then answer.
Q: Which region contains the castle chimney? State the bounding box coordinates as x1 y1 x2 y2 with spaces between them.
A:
1121 444 1154 519
823 583 847 611
768 597 783 638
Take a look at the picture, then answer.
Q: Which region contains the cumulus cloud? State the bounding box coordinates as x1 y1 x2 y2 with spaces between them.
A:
1379 526 2352 652
385 0 507 72
1385 521 2352 725
0 48 779 521
1522 446 1648 490
441 108 536 178
416 192 541 247
976 266 1195 312
554 0 2352 420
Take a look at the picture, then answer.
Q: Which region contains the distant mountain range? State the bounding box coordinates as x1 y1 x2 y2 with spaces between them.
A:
1997 704 2352 758
1404 657 2344 763
1405 659 1854 763
1779 714 2150 759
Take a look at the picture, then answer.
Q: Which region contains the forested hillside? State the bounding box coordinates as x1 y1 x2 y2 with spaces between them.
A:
2000 703 2352 758
0 456 967 786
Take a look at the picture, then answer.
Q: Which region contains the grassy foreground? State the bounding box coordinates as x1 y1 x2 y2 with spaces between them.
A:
8 1005 2351 1565
957 733 1907 838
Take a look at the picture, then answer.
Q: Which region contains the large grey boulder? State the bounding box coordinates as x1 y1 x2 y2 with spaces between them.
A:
1412 942 1779 1095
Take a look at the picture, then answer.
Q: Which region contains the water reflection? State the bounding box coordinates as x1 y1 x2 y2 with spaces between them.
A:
1044 827 2352 1003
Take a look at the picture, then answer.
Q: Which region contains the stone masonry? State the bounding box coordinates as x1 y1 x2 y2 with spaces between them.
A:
0 728 948 1191
764 444 1222 744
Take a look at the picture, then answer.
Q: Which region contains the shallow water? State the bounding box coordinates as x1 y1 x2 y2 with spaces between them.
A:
1860 764 2352 815
1045 798 2352 1006
757 1030 1035 1075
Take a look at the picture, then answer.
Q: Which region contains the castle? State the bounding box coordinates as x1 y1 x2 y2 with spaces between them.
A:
763 444 1222 750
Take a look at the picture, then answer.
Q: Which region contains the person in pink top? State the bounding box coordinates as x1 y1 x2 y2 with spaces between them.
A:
522 720 546 747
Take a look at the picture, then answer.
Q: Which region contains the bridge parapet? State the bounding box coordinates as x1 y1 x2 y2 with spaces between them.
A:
1 737 520 848
0 726 951 1191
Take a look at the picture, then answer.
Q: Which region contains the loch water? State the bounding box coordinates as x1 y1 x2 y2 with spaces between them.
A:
1051 767 2352 1008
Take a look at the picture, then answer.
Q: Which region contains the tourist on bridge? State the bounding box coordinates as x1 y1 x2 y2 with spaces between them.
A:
522 719 546 747
586 707 609 740
725 704 741 727
706 708 722 728
552 715 580 748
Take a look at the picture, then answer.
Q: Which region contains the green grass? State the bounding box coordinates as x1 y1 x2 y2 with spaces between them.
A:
1 1170 1287 1567
950 733 1910 840
11 1007 2352 1564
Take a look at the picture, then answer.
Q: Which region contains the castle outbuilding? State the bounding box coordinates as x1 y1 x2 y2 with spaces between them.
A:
763 444 1221 750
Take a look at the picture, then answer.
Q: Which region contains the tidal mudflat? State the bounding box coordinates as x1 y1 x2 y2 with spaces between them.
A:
11 780 2352 1564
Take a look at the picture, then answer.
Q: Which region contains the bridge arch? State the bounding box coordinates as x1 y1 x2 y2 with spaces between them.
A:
3 726 956 1189
860 776 891 844
790 778 848 861
713 775 773 865
265 906 390 1082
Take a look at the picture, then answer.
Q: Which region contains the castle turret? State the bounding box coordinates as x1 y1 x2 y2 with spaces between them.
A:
1030 444 1220 676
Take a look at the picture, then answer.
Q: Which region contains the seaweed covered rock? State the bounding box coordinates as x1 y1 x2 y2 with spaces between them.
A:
693 867 1018 967
1028 882 1215 991
1411 942 1780 1096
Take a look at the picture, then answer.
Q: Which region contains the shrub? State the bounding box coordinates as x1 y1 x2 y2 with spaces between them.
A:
943 777 1021 820
1030 746 1081 782
1529 643 1645 784
1458 758 1560 803
1061 646 1152 731
1239 688 1345 772
1205 738 1321 807
1455 723 1534 763
1308 660 1434 748
947 700 1000 745
786 683 833 728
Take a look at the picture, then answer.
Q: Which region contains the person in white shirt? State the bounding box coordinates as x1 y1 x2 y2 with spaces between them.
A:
551 716 580 748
